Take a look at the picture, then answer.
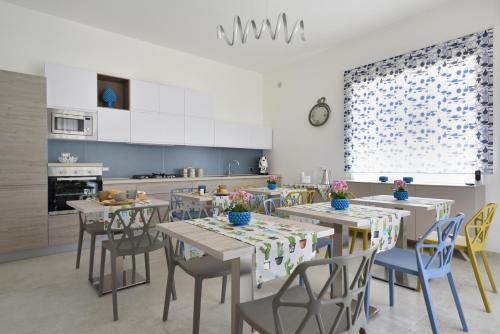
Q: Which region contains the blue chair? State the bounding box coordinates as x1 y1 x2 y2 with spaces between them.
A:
367 214 468 334
262 197 281 216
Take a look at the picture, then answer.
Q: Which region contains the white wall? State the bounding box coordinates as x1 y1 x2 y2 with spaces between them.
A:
0 1 263 125
263 0 500 252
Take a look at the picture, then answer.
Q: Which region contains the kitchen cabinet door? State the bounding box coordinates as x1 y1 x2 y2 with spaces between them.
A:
45 63 97 111
97 107 130 143
160 85 185 116
185 89 214 118
185 116 214 146
214 121 249 148
130 79 160 113
131 112 184 145
249 126 273 149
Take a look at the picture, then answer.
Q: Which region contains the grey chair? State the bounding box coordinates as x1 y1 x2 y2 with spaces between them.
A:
98 204 170 321
162 209 231 334
75 213 123 283
236 246 378 334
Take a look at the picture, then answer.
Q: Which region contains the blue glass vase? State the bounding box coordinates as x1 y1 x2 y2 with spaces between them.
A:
267 183 277 190
228 211 251 226
394 191 409 200
331 198 349 210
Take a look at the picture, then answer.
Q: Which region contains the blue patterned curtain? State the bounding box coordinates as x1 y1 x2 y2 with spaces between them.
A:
344 29 494 174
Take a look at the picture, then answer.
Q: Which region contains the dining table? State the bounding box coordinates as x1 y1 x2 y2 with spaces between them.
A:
276 202 411 317
350 195 455 288
67 197 170 294
244 186 308 198
156 213 335 334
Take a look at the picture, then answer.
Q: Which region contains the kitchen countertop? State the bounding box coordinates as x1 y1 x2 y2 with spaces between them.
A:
103 174 275 185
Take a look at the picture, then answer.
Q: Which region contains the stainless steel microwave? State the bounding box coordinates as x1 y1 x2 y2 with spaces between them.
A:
48 108 97 140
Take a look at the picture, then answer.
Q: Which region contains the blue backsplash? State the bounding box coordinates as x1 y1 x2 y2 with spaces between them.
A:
48 140 263 178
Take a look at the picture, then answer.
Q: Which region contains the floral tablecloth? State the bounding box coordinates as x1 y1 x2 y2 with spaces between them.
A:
293 202 402 252
184 216 318 284
87 200 154 230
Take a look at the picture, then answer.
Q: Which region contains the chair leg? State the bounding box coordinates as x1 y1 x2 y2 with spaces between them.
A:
144 252 151 284
131 255 137 282
349 231 357 254
76 225 84 269
163 264 176 321
220 275 227 304
480 251 497 293
164 246 177 301
88 234 96 282
99 247 106 297
447 272 468 332
362 231 369 251
110 253 119 321
193 278 203 334
389 269 395 307
364 275 371 321
236 306 244 334
327 240 334 298
420 275 440 334
470 251 491 313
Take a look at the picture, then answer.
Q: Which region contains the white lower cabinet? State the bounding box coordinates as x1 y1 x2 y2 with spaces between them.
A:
97 107 130 143
131 112 184 145
185 116 214 146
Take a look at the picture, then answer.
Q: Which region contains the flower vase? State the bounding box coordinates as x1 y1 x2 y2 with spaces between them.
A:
393 191 409 200
267 183 277 190
331 198 349 210
228 211 251 226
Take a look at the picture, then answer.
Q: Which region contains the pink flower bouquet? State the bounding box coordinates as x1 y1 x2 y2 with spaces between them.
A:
330 180 353 199
393 179 407 192
229 190 253 212
267 175 278 185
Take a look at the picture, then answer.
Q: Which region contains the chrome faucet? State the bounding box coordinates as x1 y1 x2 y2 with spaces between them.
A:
228 160 240 176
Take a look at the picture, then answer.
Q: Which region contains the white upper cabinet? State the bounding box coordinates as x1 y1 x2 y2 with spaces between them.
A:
160 85 185 116
130 79 160 113
185 117 214 146
185 89 214 118
45 63 97 111
97 108 130 143
131 112 184 145
214 121 273 149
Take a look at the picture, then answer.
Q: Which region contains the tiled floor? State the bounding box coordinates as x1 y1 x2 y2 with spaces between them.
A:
0 245 498 334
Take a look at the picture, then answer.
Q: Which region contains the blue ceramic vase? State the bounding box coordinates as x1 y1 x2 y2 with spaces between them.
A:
403 177 414 184
228 211 251 226
267 183 277 190
331 198 349 210
102 87 117 108
394 191 409 200
379 176 389 183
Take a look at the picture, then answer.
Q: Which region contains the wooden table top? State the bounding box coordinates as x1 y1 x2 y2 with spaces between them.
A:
276 203 411 228
350 195 455 211
245 187 307 197
173 192 215 203
67 197 170 214
156 213 335 262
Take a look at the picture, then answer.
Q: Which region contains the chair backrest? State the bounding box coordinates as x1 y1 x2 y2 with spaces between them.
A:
263 197 281 216
465 203 497 251
106 204 169 253
169 202 209 221
281 191 306 207
250 194 266 212
305 189 316 204
416 213 465 279
271 246 377 334
170 187 197 209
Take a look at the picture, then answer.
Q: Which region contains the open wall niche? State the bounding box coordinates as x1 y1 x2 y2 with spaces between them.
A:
97 74 130 110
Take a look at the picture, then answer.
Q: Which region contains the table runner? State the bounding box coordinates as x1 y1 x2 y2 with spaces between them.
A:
293 203 402 252
184 216 318 284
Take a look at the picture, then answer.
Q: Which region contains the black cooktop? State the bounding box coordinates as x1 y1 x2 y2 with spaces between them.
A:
132 173 178 179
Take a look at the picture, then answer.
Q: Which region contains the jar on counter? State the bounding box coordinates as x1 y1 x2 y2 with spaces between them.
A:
196 168 204 177
188 167 196 178
181 168 188 178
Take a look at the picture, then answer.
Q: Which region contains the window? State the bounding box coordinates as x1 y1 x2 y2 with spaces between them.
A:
344 29 494 175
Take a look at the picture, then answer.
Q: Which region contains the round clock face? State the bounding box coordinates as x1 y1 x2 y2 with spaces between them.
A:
309 103 330 127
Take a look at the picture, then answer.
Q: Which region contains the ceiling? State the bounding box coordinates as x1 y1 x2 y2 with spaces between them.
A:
5 0 453 72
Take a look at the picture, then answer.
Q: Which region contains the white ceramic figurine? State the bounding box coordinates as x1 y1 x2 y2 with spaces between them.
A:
258 156 268 174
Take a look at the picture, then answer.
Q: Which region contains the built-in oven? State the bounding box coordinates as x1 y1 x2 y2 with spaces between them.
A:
48 108 97 140
48 163 103 215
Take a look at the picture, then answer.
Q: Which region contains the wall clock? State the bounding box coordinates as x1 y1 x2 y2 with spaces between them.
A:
308 97 330 127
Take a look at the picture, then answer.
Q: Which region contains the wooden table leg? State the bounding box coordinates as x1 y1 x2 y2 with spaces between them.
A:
231 254 254 334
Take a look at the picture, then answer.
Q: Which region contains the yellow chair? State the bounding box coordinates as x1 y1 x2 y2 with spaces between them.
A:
423 203 498 313
349 226 370 254
305 189 316 204
282 191 307 207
